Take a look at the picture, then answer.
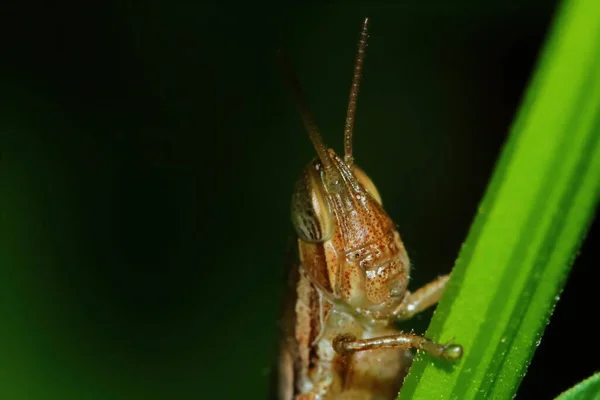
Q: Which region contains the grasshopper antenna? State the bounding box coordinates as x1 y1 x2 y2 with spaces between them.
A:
276 50 336 174
343 17 369 167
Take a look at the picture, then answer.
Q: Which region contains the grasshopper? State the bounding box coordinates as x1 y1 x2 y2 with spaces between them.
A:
275 18 463 400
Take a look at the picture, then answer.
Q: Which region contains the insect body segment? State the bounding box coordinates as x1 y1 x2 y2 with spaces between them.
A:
277 17 463 400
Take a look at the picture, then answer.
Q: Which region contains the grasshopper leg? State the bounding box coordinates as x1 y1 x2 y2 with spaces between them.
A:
333 332 463 361
393 274 450 321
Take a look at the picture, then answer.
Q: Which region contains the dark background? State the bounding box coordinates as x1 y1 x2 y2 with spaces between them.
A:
1 2 597 399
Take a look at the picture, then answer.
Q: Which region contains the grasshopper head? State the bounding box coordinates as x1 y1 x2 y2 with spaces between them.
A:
292 149 410 320
283 18 411 320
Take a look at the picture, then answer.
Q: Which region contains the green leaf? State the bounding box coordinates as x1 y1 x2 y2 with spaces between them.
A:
399 0 600 398
555 373 600 400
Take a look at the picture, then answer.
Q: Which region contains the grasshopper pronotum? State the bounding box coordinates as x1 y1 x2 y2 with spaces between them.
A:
275 18 463 400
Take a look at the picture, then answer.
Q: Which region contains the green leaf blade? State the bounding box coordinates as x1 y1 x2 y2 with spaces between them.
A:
399 0 600 398
555 372 600 400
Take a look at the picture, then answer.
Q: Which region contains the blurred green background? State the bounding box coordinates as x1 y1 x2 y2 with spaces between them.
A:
1 2 597 399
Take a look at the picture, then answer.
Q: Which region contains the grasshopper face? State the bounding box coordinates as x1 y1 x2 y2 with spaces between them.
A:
291 149 411 321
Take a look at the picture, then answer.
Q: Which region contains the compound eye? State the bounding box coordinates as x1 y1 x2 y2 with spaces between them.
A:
352 165 382 205
291 163 334 242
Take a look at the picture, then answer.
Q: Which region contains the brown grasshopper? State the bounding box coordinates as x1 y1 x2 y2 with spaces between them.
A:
275 18 463 400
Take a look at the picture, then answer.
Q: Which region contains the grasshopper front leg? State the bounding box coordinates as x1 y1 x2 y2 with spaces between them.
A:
393 274 450 321
333 274 462 361
333 331 463 361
